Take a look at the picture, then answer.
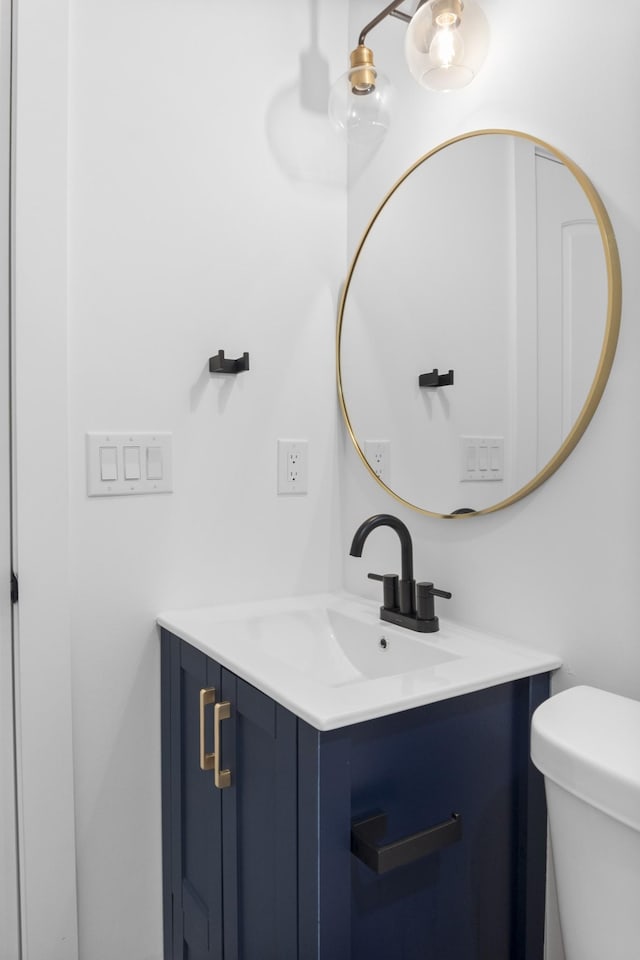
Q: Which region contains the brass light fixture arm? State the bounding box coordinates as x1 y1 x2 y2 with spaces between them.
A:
358 0 413 47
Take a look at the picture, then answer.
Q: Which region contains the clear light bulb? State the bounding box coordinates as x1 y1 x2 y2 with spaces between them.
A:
429 22 464 70
405 0 488 93
328 47 392 145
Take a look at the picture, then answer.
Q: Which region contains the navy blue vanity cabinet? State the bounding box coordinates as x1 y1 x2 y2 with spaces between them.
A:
162 629 549 960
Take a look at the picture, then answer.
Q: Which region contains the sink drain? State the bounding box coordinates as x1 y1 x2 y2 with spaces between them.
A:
379 637 389 650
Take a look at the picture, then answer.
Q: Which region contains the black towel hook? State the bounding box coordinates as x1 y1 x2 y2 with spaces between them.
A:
209 350 250 374
419 368 454 388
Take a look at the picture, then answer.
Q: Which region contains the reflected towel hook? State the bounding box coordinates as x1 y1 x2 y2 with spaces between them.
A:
209 350 250 374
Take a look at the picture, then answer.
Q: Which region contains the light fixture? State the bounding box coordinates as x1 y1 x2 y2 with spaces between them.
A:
329 0 489 142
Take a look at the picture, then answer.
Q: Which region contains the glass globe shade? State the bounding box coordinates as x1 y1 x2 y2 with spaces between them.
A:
405 0 489 93
328 63 392 146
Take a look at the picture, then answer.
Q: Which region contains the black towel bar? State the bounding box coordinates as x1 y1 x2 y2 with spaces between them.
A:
351 811 461 874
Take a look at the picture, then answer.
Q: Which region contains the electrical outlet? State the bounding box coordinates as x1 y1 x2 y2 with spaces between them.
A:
364 440 390 483
287 450 300 482
277 440 308 495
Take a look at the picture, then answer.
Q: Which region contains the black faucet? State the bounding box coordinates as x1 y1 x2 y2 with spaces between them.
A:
349 514 451 633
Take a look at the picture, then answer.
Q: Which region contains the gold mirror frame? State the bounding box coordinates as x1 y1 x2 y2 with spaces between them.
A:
337 129 622 518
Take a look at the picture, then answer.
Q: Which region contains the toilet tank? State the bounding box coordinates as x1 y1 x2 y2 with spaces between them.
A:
531 685 640 960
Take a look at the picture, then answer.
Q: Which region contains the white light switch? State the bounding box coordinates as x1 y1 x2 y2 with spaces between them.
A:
87 433 172 496
123 446 141 481
99 446 118 482
146 446 163 481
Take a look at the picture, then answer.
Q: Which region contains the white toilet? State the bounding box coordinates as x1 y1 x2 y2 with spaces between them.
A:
531 685 640 960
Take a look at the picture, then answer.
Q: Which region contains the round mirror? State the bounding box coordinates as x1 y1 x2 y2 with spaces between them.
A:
337 130 621 517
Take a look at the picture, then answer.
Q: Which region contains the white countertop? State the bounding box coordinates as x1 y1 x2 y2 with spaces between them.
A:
157 592 561 731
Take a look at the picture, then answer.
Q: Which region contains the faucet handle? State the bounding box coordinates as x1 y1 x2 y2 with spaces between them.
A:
416 582 452 623
432 587 452 600
367 572 399 611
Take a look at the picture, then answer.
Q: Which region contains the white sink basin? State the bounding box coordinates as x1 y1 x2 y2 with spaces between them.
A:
245 607 458 686
158 592 561 730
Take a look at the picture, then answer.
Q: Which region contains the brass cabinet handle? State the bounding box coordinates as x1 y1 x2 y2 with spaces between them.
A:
214 701 232 789
199 688 216 771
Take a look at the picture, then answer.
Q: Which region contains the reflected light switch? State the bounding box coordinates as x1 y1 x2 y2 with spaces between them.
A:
99 446 118 482
466 445 476 471
460 436 504 483
146 446 163 480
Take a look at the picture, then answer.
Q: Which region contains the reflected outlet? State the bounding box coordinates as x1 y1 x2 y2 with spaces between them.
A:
364 440 390 483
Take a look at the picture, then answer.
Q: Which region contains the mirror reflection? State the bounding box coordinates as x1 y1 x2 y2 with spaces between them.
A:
338 131 620 517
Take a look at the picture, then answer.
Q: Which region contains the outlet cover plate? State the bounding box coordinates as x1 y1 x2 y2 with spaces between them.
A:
364 440 390 483
277 440 308 495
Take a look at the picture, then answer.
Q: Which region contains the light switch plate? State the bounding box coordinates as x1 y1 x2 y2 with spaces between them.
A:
86 432 173 496
460 436 504 482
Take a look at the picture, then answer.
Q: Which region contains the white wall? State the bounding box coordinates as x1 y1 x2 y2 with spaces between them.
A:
343 1 640 957
66 3 346 958
16 1 346 958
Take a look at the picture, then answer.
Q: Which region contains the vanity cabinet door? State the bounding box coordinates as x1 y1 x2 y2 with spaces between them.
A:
218 667 298 960
162 633 299 960
162 632 224 960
